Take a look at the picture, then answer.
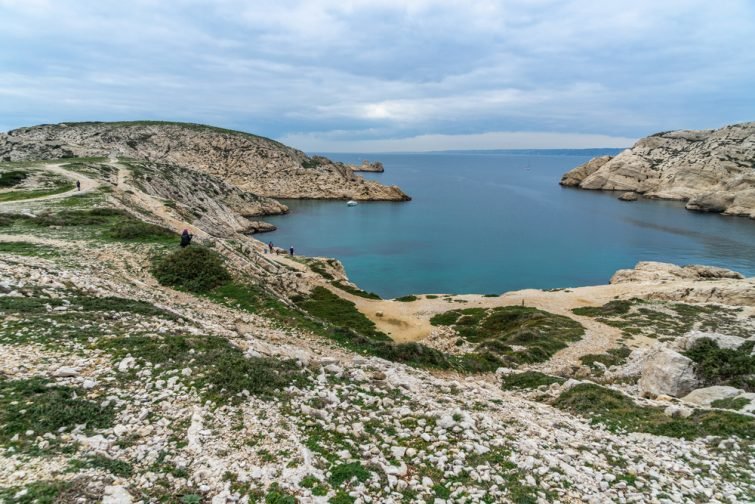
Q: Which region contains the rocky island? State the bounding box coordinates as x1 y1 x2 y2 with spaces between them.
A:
1 123 753 503
561 121 755 219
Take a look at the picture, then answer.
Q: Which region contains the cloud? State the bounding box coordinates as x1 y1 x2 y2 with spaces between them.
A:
0 0 753 149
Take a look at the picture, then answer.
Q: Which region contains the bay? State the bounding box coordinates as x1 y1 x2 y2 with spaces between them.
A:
264 151 755 298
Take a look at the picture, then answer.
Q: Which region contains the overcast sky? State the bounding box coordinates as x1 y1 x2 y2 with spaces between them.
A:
1 0 753 152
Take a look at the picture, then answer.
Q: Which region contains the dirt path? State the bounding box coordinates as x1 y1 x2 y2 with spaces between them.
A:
0 163 100 209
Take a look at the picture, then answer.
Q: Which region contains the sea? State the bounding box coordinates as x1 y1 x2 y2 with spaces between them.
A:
264 151 755 299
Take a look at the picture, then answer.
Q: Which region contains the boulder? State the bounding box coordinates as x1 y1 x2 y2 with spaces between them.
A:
638 349 699 398
681 386 743 407
618 192 639 201
676 331 749 352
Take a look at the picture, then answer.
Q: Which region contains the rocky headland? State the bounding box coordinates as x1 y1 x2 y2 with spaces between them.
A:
0 121 409 202
560 122 755 219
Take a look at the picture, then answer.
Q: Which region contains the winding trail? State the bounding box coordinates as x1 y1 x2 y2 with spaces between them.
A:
0 163 100 210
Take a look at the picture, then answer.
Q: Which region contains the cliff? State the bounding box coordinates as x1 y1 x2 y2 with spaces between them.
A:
560 122 755 218
0 121 410 201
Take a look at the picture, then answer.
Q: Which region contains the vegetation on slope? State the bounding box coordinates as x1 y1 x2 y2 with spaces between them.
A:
430 306 585 366
152 246 231 293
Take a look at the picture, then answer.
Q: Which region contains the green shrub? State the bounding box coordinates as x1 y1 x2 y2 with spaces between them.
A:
0 377 115 451
684 339 755 392
98 334 305 403
555 383 755 440
395 295 418 302
0 170 28 187
328 462 370 486
296 287 384 339
710 397 750 411
331 280 381 299
501 371 565 390
108 220 176 240
152 246 231 293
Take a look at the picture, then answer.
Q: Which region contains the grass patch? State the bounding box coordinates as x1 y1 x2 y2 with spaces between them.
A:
572 299 753 338
579 346 632 369
0 241 59 257
500 371 565 390
152 246 231 293
0 170 28 188
0 293 177 319
308 261 335 280
67 455 133 477
296 287 386 340
710 397 750 411
555 383 755 440
32 207 125 227
684 338 755 392
331 280 381 299
328 462 370 486
295 288 500 373
429 306 585 367
0 480 89 504
98 334 307 403
395 295 417 302
0 377 115 452
108 220 176 241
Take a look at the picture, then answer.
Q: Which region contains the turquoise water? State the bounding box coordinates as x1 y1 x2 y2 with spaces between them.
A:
264 152 755 298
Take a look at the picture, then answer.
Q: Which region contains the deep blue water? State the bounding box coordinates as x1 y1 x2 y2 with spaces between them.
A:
264 151 755 298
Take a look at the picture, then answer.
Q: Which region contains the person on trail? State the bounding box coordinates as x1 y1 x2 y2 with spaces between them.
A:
180 229 193 248
289 246 294 257
268 241 274 254
76 180 81 191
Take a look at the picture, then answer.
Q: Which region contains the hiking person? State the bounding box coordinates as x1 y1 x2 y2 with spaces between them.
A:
289 246 294 257
268 241 274 254
180 229 193 248
76 180 81 191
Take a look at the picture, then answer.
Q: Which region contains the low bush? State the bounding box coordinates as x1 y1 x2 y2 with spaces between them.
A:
331 280 381 299
108 220 176 241
0 170 28 187
395 295 418 302
684 338 755 392
501 371 565 390
555 383 755 440
98 334 306 403
152 246 231 293
0 377 115 452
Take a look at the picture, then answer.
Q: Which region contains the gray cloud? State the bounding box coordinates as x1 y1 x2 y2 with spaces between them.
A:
0 0 753 150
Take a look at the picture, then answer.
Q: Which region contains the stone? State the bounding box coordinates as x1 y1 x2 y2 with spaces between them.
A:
681 386 743 407
664 405 693 418
117 357 136 372
103 485 133 504
53 366 79 377
618 192 639 201
676 331 749 352
638 349 699 398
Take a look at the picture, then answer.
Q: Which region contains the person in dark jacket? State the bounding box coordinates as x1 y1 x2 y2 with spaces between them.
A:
289 246 294 257
76 180 81 191
180 229 193 248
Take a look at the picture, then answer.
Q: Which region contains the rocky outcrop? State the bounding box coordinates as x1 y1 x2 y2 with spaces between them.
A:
618 192 638 201
610 261 745 284
560 122 755 219
0 122 410 202
638 348 699 398
349 160 385 172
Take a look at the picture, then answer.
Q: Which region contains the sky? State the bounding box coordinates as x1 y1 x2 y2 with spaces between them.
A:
1 0 754 152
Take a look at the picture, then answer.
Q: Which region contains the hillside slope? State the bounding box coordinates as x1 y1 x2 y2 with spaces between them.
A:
0 121 410 201
560 122 755 218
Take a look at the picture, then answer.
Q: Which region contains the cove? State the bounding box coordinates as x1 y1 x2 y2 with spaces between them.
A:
264 151 755 299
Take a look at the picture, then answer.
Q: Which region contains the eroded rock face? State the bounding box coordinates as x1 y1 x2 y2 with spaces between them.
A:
0 122 410 202
610 261 745 284
638 349 699 398
560 122 755 219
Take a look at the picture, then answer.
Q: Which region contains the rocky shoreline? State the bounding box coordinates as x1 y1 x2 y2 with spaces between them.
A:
560 122 755 219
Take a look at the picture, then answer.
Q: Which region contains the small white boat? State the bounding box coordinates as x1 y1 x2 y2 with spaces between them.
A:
346 200 358 206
